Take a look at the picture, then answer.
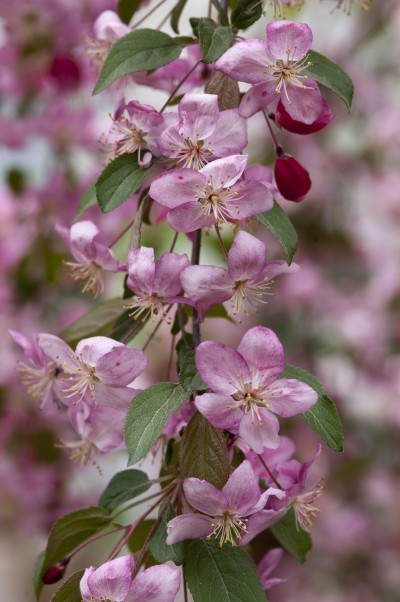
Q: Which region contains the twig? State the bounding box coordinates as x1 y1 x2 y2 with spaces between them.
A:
258 455 283 489
214 225 228 260
131 0 169 30
191 229 202 348
160 60 202 113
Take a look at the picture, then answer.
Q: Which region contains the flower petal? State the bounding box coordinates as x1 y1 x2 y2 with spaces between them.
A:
149 169 205 208
178 93 220 141
239 81 277 119
126 565 181 602
37 333 75 371
281 79 322 125
168 202 214 232
180 265 233 321
196 341 250 394
195 393 243 433
239 409 281 453
265 378 318 417
215 39 271 85
183 477 227 515
208 109 248 157
95 346 147 385
239 507 287 546
200 155 248 190
166 513 214 545
222 460 262 515
228 231 266 281
80 567 95 601
237 326 284 383
266 21 313 61
87 555 134 601
127 247 155 295
153 252 190 298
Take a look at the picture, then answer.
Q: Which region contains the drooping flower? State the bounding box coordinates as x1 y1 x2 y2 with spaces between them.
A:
126 247 191 322
257 548 287 591
215 21 322 123
37 334 147 408
166 460 282 546
274 154 311 202
80 555 181 602
158 93 248 169
149 155 273 233
56 221 123 297
181 230 297 321
195 326 318 452
275 98 335 134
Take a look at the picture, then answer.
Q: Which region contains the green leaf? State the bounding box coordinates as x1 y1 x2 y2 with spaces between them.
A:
184 539 266 602
170 0 188 33
271 507 312 563
204 303 235 321
75 181 97 218
99 469 151 511
59 298 127 345
150 504 186 565
38 507 111 597
255 200 298 265
179 413 230 489
211 0 229 26
93 29 182 94
281 365 344 452
178 349 208 392
117 0 142 24
50 570 85 602
305 50 354 110
198 19 233 64
33 550 45 599
127 519 156 552
231 0 262 30
190 17 200 37
125 383 189 465
95 153 149 213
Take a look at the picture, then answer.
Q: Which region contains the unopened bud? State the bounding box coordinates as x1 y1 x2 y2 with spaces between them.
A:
42 557 70 585
275 99 335 135
274 155 311 202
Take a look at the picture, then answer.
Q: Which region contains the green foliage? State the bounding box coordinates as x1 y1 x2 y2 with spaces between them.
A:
95 153 150 213
231 0 262 30
271 507 312 563
281 365 344 452
150 503 186 565
198 19 233 64
127 519 156 552
179 412 230 489
205 71 241 110
170 0 189 33
117 0 142 24
210 0 230 26
50 571 85 602
93 29 183 94
99 469 151 511
75 181 97 217
255 201 298 265
125 383 189 465
305 50 354 110
59 299 127 346
184 539 266 602
33 551 45 599
176 336 208 392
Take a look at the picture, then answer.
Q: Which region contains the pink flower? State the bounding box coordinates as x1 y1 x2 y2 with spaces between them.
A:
126 247 191 322
215 21 322 123
149 155 273 232
80 555 181 602
56 221 123 297
166 461 281 546
181 230 297 321
85 10 131 71
195 327 318 452
275 98 335 134
158 93 248 169
274 154 311 202
257 548 286 591
37 334 147 408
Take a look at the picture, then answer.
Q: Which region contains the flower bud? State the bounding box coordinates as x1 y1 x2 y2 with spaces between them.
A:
42 558 70 585
274 155 311 202
275 99 335 135
48 55 81 91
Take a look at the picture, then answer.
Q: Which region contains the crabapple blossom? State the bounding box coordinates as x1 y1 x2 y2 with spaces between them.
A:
195 327 318 452
157 93 248 169
149 155 273 232
216 21 322 123
37 334 147 408
56 220 123 297
85 10 131 71
257 548 286 591
166 460 283 546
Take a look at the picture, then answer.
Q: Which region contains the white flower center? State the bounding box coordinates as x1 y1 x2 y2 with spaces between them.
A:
58 353 97 403
65 260 104 298
17 360 59 407
230 277 274 321
209 510 248 546
267 49 315 105
173 137 213 169
292 480 324 532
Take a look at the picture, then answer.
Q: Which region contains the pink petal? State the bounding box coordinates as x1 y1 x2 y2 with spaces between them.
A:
149 169 205 208
94 382 136 410
72 404 125 452
166 513 214 545
168 202 214 232
239 409 281 453
228 231 266 281
237 327 284 383
153 252 190 298
95 346 147 385
36 333 75 371
215 39 271 85
281 79 322 125
178 93 220 141
196 341 250 394
80 567 95 601
208 109 248 157
180 265 233 322
200 155 248 190
222 461 262 515
127 565 181 602
239 507 287 545
195 393 243 433
76 336 122 367
265 378 318 417
183 477 227 515
87 555 134 601
266 21 313 61
260 260 300 282
258 548 284 579
276 98 335 134
69 220 99 262
127 247 155 295
231 179 274 219
239 81 277 119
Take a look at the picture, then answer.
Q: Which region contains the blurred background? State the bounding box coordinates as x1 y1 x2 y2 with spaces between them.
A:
1 0 399 600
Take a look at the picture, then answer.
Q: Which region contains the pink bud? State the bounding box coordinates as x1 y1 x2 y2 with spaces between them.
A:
42 558 70 585
48 55 81 91
274 155 311 202
275 99 335 135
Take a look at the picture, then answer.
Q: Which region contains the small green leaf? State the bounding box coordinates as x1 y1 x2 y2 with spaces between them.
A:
99 469 151 511
281 364 344 452
75 181 97 218
127 520 156 552
178 349 208 392
305 50 354 110
125 383 189 465
271 507 312 563
255 200 298 265
170 0 188 34
198 19 233 64
204 303 234 321
117 0 142 24
95 153 149 213
93 29 182 94
184 539 266 602
190 17 200 37
150 504 186 565
50 570 85 602
231 0 262 30
33 550 45 599
211 0 229 26
59 299 127 345
180 413 230 489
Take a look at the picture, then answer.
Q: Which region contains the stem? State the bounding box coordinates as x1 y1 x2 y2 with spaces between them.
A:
109 219 134 248
183 570 189 602
142 305 172 351
214 225 228 260
120 319 146 344
67 525 128 560
128 195 149 251
131 0 169 29
160 60 202 113
191 229 202 348
131 509 166 577
156 5 175 29
112 482 175 519
258 455 283 489
169 231 179 252
262 109 283 154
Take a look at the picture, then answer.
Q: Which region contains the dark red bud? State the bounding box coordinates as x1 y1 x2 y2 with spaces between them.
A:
42 557 70 585
48 55 81 91
274 155 311 203
275 99 335 135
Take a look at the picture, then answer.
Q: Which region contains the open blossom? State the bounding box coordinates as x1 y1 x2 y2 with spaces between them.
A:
80 554 181 602
37 334 147 408
126 247 191 322
158 93 248 169
85 10 131 71
166 461 282 546
195 327 318 452
257 548 286 591
149 155 273 232
216 21 322 123
56 221 123 297
181 230 297 321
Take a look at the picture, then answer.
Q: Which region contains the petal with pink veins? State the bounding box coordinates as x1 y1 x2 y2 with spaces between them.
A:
208 110 248 157
196 341 250 394
37 334 76 372
281 78 322 125
266 21 313 61
239 81 277 119
230 179 274 219
228 231 266 281
237 327 285 382
86 555 134 601
167 202 214 233
126 564 181 602
239 408 281 453
215 39 271 85
183 478 228 515
153 252 190 298
195 393 243 432
180 265 232 322
222 461 262 514
127 247 155 295
95 346 147 385
166 513 214 545
178 93 220 141
265 378 318 417
200 155 248 190
149 169 205 208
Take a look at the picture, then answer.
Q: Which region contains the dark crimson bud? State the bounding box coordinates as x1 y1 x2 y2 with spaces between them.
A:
48 55 81 91
274 155 311 202
275 99 335 135
42 557 70 585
